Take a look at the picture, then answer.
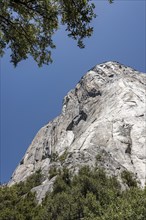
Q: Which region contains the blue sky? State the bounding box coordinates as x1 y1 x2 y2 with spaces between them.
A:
1 0 145 183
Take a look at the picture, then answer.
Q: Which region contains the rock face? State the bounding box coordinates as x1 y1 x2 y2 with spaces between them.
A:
9 61 146 202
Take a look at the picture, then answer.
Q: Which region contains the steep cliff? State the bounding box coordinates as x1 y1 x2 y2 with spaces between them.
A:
9 61 146 202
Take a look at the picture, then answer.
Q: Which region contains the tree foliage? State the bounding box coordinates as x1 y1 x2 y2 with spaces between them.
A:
0 166 145 220
38 167 146 220
0 170 43 220
0 0 113 66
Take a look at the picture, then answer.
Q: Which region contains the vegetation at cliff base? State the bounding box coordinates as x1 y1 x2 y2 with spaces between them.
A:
0 170 42 220
0 166 146 220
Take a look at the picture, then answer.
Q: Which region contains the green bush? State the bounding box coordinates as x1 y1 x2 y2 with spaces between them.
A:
50 152 59 162
49 166 58 179
0 170 43 220
58 150 68 164
38 166 145 220
121 170 137 187
0 166 145 220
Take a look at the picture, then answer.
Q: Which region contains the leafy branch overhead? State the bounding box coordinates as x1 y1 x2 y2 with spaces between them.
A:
0 0 113 67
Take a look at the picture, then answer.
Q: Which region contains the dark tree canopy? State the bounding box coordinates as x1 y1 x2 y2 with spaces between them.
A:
0 166 145 220
0 0 113 67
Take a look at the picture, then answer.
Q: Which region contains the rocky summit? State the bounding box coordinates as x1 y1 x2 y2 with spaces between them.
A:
9 61 146 202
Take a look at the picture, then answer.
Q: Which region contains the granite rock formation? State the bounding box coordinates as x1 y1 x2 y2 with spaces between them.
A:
9 61 146 202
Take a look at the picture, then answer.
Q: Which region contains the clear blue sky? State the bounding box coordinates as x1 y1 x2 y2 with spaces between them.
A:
1 0 145 183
